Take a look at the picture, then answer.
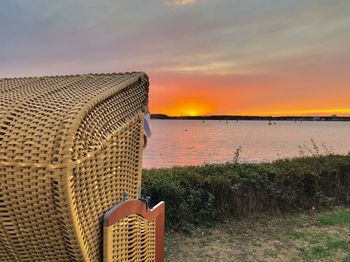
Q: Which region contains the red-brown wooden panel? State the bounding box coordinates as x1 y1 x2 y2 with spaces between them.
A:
104 200 165 262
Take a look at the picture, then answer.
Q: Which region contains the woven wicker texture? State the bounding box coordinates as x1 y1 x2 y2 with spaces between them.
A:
104 215 156 262
103 200 165 262
0 72 149 261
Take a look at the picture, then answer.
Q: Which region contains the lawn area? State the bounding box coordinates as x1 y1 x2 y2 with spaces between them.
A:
165 207 350 262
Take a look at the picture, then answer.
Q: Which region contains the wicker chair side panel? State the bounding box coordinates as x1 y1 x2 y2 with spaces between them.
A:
72 77 148 161
0 166 72 261
0 72 149 261
71 118 144 261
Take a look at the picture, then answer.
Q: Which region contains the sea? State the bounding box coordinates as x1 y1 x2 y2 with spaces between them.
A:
143 120 350 169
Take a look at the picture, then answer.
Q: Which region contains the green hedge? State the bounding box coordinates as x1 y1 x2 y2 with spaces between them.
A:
141 154 350 230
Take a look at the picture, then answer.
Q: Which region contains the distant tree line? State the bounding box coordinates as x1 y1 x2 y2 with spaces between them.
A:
151 114 350 121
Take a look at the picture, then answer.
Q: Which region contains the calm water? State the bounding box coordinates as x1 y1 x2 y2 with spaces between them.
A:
143 120 350 169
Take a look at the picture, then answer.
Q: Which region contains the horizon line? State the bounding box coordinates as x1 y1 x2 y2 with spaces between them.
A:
151 113 349 118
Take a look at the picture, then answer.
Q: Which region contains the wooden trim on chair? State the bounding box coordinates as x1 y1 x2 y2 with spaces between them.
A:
104 200 165 262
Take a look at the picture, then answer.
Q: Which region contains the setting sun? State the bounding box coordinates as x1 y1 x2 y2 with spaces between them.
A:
186 109 199 116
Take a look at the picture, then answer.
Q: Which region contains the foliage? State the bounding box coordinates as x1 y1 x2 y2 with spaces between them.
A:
142 154 350 230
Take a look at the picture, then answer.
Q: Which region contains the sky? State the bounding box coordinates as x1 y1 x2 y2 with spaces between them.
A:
0 0 349 116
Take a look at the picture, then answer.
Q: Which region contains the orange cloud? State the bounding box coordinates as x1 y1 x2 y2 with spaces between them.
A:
148 70 350 117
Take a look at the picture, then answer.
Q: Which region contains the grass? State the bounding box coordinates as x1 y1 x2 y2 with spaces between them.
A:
165 207 350 261
318 209 350 229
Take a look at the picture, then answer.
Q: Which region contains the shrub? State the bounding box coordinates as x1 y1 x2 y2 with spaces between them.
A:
142 154 350 230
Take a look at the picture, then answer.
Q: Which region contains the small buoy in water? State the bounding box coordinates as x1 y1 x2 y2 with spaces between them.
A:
184 129 188 131
274 122 276 125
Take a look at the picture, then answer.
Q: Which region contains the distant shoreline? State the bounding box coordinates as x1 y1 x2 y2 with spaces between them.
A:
151 114 350 121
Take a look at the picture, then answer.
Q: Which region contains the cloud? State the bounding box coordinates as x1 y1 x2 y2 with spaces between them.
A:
160 61 260 76
1 0 350 80
1 0 350 115
166 0 196 6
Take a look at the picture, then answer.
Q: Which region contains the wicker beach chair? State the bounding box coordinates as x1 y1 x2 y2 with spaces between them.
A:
0 72 164 261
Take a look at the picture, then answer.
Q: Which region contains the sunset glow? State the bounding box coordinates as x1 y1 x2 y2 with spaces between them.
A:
1 1 350 116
